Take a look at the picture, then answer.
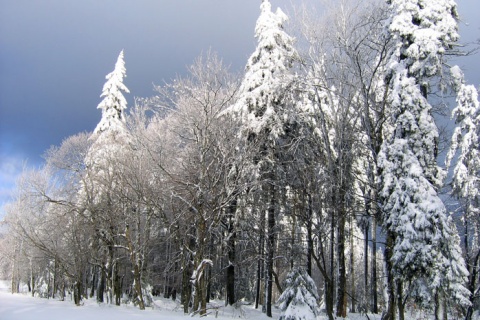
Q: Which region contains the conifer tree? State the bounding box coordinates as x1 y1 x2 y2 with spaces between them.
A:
225 0 297 317
379 0 470 318
80 50 135 307
277 267 320 320
94 49 130 135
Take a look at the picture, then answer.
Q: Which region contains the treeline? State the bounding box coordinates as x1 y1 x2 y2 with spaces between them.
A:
1 0 479 319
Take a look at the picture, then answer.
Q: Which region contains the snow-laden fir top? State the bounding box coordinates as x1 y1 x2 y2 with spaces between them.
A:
94 50 130 135
79 51 132 208
227 0 297 140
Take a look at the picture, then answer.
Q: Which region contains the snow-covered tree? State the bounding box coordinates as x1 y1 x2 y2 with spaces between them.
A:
446 66 480 319
84 49 131 197
225 0 297 317
277 267 320 320
84 50 131 194
151 51 239 315
229 0 296 140
379 0 470 318
2 163 92 305
79 50 136 307
93 50 130 135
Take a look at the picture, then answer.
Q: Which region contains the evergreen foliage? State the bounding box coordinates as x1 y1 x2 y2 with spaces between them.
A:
277 267 319 320
228 0 297 142
379 0 470 313
94 50 130 135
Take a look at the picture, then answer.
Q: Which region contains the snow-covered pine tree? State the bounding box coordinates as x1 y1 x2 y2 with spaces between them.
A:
229 0 296 140
224 0 297 317
93 49 130 135
79 50 138 307
379 0 470 318
84 49 131 194
446 66 480 319
277 267 320 320
85 50 131 184
85 49 131 180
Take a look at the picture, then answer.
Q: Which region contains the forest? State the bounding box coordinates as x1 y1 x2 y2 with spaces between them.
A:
1 0 479 319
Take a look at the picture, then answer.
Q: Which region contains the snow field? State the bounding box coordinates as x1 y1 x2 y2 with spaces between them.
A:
0 279 383 320
0 280 283 320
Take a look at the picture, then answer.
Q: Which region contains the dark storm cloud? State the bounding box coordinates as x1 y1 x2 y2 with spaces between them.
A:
0 1 263 166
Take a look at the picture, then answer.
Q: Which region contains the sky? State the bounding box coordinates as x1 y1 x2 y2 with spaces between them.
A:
0 0 479 214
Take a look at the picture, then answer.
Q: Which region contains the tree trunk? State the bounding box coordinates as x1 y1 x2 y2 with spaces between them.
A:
90 266 96 298
384 230 396 320
97 266 106 303
255 254 262 309
126 223 145 310
325 281 335 320
11 256 16 294
364 221 369 310
226 198 237 306
193 260 208 316
181 254 192 314
106 246 114 304
265 180 275 318
206 262 212 303
200 269 207 315
312 230 334 320
62 280 66 301
255 201 265 310
52 257 57 299
371 207 378 313
397 280 404 320
350 217 356 314
433 290 449 320
73 280 82 306
133 264 145 310
306 192 313 276
30 259 35 297
325 206 335 319
336 211 348 318
290 213 296 270
192 216 207 316
114 264 121 306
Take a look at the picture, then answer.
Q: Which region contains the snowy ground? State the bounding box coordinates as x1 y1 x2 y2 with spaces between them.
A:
0 280 281 320
0 280 386 320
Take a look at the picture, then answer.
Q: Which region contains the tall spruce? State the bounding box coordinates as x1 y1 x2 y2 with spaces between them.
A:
94 50 130 135
225 0 297 317
379 0 470 318
79 50 136 307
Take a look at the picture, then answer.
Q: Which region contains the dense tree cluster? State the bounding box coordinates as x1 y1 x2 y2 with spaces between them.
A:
1 0 479 319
